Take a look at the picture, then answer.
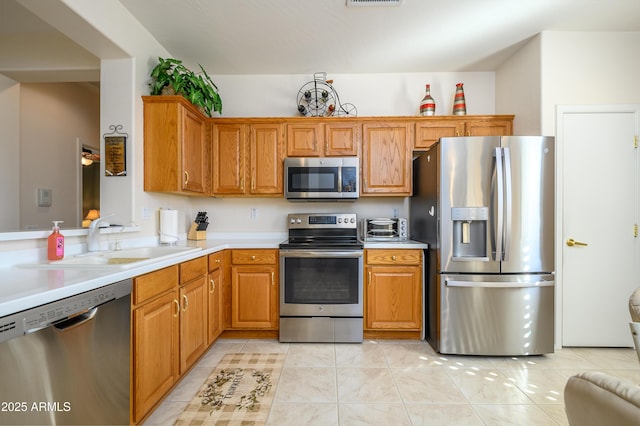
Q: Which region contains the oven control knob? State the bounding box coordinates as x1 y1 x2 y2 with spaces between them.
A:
350 218 355 223
290 218 296 224
338 218 343 223
296 218 302 224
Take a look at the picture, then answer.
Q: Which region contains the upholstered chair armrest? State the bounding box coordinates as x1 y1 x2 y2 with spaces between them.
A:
629 287 640 322
564 371 640 426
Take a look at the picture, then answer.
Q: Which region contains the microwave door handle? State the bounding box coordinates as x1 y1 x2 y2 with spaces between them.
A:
337 166 342 193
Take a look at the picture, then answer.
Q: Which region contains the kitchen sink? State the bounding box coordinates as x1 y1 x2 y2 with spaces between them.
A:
20 246 202 269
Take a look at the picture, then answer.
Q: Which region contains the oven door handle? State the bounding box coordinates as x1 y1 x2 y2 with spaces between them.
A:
280 250 363 258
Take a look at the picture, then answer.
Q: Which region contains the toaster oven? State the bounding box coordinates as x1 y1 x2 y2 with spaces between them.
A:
361 218 408 241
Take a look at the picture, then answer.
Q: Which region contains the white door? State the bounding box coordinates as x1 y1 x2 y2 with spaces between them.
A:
559 106 639 347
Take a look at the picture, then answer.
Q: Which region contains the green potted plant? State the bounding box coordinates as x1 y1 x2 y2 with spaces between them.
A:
149 57 222 116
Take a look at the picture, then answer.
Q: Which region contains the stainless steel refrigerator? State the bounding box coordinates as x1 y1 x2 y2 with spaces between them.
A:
410 136 555 356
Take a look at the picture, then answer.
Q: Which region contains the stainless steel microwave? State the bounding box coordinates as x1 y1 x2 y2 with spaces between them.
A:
284 157 359 200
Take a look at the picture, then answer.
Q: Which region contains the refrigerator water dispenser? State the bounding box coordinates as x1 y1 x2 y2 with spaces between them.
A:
451 207 488 260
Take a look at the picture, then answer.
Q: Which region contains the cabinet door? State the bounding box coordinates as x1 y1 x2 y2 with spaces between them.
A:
181 108 209 193
231 265 277 328
250 123 284 195
415 120 464 150
208 267 224 344
212 123 246 194
362 122 412 195
179 276 208 374
286 123 323 156
465 118 513 136
325 121 360 156
366 265 422 330
133 290 179 423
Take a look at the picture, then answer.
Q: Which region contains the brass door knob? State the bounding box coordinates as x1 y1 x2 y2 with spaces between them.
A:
566 238 588 247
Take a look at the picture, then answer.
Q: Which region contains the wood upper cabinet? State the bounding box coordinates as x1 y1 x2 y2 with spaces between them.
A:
249 123 284 195
365 249 422 331
143 96 210 195
211 121 284 196
362 121 413 195
465 116 513 137
211 122 246 194
414 115 514 150
229 249 278 329
286 120 359 156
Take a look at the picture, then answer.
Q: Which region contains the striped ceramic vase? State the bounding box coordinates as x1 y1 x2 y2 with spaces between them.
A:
452 83 467 115
420 84 436 116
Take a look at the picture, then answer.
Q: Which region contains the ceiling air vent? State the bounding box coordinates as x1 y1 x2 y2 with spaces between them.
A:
346 0 403 6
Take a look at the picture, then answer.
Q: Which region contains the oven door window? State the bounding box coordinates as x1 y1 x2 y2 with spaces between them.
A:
288 167 339 193
284 257 359 304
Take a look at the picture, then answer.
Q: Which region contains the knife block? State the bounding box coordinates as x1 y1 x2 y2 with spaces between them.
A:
187 223 207 241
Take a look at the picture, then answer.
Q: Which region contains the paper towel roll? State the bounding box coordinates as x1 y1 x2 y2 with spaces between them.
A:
159 209 179 244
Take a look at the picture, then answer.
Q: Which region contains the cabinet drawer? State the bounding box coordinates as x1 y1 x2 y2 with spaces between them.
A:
231 249 277 265
134 265 179 305
208 251 224 272
366 249 422 265
180 256 207 283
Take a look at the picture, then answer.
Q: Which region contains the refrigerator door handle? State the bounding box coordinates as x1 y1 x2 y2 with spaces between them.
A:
502 147 512 261
494 147 504 261
446 280 554 288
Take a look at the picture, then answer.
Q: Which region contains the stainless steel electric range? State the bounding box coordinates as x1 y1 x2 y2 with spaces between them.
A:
279 213 363 343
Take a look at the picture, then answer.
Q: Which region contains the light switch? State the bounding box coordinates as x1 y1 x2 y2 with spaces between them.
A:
37 188 52 207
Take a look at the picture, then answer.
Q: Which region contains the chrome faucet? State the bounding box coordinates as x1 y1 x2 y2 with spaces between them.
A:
87 215 113 251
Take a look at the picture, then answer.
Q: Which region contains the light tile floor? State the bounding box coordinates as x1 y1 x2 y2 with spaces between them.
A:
143 339 640 425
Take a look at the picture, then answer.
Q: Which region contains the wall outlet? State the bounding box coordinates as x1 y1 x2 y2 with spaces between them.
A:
142 207 152 221
250 208 258 219
393 208 399 218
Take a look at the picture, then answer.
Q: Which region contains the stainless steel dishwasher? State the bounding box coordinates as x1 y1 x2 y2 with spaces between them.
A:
0 278 131 425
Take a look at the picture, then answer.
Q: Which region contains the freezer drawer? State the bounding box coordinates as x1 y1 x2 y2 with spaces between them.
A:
439 274 554 356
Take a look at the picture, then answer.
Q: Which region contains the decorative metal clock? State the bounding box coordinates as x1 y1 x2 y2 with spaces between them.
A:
296 72 357 117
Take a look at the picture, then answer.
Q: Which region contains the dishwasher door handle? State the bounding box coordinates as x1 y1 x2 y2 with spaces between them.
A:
52 307 98 331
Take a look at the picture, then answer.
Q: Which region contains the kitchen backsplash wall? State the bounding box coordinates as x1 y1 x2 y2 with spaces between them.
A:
189 197 408 236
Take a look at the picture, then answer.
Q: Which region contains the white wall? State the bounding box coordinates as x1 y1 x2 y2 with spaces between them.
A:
215 72 495 118
495 35 542 134
540 31 640 136
0 76 20 231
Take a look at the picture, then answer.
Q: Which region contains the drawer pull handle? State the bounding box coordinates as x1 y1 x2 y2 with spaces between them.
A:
182 294 188 311
210 279 216 293
251 255 256 260
391 255 396 261
173 299 180 317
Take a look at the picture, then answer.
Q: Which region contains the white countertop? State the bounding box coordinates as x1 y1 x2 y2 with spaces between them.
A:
0 235 427 318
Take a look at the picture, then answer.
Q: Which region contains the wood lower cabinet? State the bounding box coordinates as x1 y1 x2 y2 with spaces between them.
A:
143 96 210 195
132 266 179 424
414 115 514 150
132 255 210 424
207 251 224 344
365 249 422 331
362 121 413 195
178 257 208 374
229 249 278 329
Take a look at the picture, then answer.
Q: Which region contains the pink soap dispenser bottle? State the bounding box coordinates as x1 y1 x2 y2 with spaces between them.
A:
47 220 64 261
